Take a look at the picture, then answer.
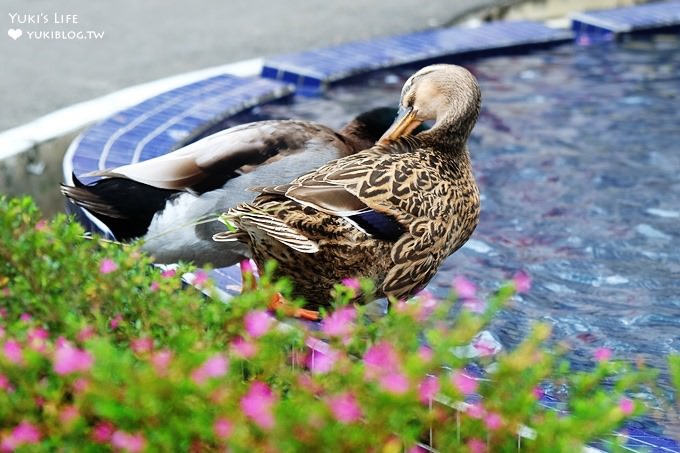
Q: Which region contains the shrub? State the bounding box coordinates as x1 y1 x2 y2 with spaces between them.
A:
0 197 659 451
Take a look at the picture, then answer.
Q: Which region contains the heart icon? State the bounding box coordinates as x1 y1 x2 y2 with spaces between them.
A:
8 28 23 40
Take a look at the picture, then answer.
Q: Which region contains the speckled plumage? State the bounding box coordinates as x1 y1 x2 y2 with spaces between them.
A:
216 65 481 308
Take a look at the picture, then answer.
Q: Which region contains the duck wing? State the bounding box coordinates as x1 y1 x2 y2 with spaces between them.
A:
234 138 477 298
256 141 419 219
87 120 346 193
226 146 409 248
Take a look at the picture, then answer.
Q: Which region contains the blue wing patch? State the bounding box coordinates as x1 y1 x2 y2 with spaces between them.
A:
349 210 405 242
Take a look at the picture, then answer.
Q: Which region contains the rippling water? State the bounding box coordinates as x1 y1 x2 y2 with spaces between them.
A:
226 33 680 435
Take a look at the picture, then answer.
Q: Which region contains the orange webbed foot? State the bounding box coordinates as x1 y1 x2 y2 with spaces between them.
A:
268 293 319 321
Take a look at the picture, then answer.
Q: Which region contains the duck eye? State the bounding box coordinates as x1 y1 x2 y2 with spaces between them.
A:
407 94 416 109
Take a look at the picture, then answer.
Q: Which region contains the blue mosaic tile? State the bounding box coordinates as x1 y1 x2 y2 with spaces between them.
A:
140 134 176 152
210 266 243 297
174 115 205 129
71 156 100 176
619 427 680 452
262 21 572 93
572 1 680 41
68 74 292 174
75 136 107 153
613 435 680 453
101 156 133 168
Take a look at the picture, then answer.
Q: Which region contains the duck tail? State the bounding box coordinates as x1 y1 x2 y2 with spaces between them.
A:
61 173 179 241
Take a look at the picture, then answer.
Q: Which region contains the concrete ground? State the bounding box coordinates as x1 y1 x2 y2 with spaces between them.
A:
1 0 514 133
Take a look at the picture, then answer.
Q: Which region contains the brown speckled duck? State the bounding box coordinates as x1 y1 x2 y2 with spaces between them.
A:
215 64 481 313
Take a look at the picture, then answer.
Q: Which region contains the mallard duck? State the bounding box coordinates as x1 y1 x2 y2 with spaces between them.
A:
61 107 403 267
215 64 481 312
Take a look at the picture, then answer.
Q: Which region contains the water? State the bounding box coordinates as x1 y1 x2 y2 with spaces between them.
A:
224 33 680 436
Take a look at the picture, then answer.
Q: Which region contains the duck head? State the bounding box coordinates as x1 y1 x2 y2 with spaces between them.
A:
378 64 481 146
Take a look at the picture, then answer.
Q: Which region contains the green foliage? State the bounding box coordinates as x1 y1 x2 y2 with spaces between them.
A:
0 196 662 451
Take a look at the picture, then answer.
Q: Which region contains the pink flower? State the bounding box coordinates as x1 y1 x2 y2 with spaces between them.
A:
417 346 434 362
394 300 410 314
452 370 478 395
149 281 160 292
513 271 531 293
77 326 95 342
244 310 273 338
191 354 228 385
231 336 257 359
307 347 339 375
326 392 362 424
462 297 486 313
296 374 322 395
72 378 90 394
321 306 356 338
619 397 634 415
453 276 477 299
364 341 400 378
0 374 13 392
55 336 70 349
472 333 499 357
418 376 440 404
1 422 41 450
341 277 361 290
99 258 118 274
484 412 503 430
131 337 153 354
379 371 410 394
192 270 209 287
363 342 410 393
411 290 437 321
241 381 276 429
59 405 79 425
151 350 172 375
3 340 23 365
19 313 32 322
111 430 146 453
408 446 428 453
35 219 48 231
240 259 256 275
594 347 612 362
27 327 49 353
416 289 437 304
160 269 176 279
109 314 123 330
53 343 93 375
532 386 544 400
213 417 233 439
91 422 115 443
467 438 487 453
34 396 45 408
467 403 485 419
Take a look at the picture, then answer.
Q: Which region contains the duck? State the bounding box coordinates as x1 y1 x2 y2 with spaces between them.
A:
214 64 482 314
61 107 407 268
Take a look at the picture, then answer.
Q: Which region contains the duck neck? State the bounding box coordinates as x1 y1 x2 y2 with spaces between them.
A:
339 121 386 155
340 128 373 154
419 96 480 153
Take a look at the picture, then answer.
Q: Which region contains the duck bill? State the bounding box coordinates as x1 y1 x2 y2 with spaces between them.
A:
377 107 423 145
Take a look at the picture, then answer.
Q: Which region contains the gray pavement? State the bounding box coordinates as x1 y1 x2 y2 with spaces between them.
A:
1 0 508 132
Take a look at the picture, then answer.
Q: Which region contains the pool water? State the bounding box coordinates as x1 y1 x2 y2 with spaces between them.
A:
223 33 680 436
